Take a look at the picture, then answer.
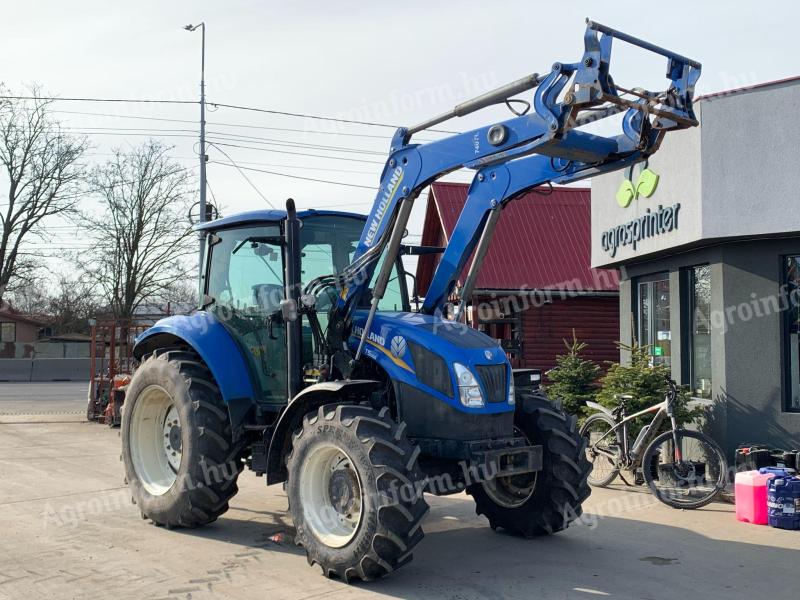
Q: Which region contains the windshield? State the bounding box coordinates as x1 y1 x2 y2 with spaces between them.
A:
300 215 408 313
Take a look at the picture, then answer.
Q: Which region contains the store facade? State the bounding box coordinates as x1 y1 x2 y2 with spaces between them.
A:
591 77 800 457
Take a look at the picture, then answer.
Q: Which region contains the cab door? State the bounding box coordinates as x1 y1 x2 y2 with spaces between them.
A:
205 224 288 404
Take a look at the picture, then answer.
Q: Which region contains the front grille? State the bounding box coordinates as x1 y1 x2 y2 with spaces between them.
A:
408 341 453 397
475 364 508 404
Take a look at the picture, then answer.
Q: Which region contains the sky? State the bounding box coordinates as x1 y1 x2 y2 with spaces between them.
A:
0 0 798 281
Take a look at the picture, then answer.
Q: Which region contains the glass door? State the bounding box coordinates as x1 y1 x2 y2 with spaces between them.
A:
206 225 288 404
637 275 671 367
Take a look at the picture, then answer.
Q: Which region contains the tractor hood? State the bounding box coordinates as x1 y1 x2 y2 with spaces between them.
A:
348 310 513 415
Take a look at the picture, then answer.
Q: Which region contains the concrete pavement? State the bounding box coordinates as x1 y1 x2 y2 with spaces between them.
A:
0 386 798 600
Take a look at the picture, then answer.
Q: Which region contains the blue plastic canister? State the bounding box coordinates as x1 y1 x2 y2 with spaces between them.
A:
766 474 800 530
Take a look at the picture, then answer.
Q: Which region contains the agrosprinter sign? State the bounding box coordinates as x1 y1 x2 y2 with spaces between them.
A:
600 166 682 257
600 203 682 258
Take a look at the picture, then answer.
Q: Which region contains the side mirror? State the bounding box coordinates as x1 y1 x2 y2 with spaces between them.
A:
280 298 298 322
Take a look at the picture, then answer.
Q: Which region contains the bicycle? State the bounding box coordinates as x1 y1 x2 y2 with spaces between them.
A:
580 379 728 509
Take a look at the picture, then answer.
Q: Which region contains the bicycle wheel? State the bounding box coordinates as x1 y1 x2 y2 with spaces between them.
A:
641 429 727 509
579 413 620 487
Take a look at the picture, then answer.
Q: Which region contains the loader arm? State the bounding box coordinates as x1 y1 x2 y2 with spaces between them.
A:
330 19 700 361
420 106 665 315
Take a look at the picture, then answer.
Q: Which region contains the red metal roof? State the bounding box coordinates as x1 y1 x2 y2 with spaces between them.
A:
416 182 619 294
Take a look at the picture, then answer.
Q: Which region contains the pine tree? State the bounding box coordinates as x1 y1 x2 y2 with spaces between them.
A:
546 331 601 416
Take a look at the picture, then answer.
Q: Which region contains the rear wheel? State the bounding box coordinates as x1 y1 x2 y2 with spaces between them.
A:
286 404 428 582
579 412 621 487
467 392 592 536
642 429 727 509
121 347 242 527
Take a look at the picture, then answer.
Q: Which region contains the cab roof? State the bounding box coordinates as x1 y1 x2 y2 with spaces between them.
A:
195 208 366 231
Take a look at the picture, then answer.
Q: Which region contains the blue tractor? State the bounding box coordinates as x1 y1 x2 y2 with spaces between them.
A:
121 21 700 581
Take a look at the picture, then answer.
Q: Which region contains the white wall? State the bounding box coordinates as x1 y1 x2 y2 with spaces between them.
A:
591 79 800 268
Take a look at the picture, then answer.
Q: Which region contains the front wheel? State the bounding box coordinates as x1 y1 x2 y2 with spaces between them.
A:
286 404 429 582
579 412 621 487
641 429 727 509
467 392 592 536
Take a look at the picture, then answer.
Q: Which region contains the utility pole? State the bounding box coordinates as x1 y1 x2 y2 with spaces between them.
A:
184 22 207 302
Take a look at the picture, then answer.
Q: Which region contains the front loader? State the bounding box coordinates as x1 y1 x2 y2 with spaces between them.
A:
121 20 701 581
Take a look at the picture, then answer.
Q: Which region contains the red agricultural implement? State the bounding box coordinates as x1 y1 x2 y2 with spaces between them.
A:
86 319 149 426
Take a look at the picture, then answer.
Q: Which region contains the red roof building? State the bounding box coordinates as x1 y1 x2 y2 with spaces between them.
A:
416 182 620 373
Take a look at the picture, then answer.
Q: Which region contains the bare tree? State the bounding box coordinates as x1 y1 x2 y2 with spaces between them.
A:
47 274 100 334
0 85 87 300
7 274 99 334
85 140 195 319
4 277 49 314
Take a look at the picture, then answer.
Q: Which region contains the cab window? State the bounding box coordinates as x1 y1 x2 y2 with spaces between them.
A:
300 215 408 313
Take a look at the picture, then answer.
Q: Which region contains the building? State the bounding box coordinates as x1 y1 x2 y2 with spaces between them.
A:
0 307 52 358
591 77 800 457
416 182 620 373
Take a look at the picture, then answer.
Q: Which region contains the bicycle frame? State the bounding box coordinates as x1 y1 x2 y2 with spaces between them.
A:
588 396 677 469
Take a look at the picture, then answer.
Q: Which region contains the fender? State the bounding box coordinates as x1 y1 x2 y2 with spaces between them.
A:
585 400 614 418
134 312 257 441
265 380 380 485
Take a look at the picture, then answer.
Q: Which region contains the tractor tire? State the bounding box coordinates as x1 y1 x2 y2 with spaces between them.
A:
286 404 429 582
121 347 242 528
467 391 591 536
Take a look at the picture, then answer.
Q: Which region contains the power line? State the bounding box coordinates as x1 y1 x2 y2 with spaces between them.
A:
61 126 197 134
52 109 198 124
208 102 459 134
225 161 377 176
1 95 459 133
207 141 385 164
46 127 389 160
65 130 198 139
53 109 436 140
206 132 385 155
58 109 441 143
0 95 196 104
211 160 378 191
207 143 275 208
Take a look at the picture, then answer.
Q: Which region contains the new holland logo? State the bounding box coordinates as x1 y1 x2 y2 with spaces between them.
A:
363 166 404 247
390 336 407 358
484 350 493 360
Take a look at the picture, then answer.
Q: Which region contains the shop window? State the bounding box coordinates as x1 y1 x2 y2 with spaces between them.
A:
689 265 712 398
636 274 671 368
784 256 800 412
0 322 16 342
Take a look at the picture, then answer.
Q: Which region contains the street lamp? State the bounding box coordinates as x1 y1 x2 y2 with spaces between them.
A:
184 22 207 303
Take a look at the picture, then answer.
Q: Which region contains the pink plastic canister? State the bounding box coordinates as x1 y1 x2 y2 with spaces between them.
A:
735 470 777 524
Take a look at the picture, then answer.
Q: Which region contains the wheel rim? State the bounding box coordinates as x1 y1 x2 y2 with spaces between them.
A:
129 384 182 496
645 432 725 506
583 418 619 485
481 427 537 509
299 444 363 548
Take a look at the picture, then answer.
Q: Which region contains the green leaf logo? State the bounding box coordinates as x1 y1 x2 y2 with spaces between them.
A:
636 168 659 198
616 179 635 208
616 167 660 208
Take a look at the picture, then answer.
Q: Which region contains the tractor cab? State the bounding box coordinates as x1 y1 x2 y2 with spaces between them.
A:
198 209 409 405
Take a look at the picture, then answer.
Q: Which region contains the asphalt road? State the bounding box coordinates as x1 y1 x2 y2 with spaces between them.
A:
0 402 798 600
0 382 88 417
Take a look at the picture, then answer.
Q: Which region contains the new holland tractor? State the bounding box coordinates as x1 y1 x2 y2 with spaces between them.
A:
121 20 701 581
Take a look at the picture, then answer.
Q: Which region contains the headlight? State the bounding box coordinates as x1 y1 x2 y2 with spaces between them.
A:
454 363 484 408
508 376 515 405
